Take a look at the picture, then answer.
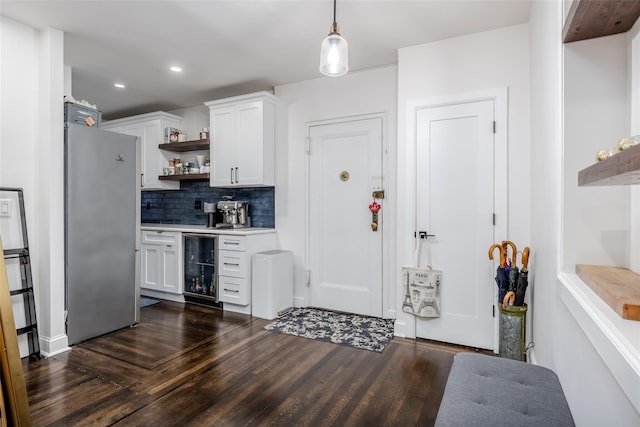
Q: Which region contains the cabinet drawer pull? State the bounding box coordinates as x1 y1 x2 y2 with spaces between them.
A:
224 262 240 267
224 241 240 246
224 288 239 293
166 244 172 248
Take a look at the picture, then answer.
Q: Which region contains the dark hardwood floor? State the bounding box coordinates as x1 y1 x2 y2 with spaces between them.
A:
22 301 477 426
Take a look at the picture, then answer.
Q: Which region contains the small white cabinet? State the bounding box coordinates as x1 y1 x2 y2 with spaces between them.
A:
217 233 276 314
103 112 182 190
141 230 182 294
205 92 276 187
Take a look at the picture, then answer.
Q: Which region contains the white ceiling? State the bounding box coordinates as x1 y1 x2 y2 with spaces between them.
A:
2 0 531 120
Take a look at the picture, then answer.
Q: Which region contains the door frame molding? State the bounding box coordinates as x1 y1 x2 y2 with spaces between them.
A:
400 88 508 349
305 111 393 318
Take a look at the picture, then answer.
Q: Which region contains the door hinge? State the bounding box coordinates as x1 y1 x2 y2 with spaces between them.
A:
493 121 496 134
492 213 496 226
305 137 311 155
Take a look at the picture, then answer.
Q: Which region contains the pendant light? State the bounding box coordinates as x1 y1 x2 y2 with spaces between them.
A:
319 0 348 77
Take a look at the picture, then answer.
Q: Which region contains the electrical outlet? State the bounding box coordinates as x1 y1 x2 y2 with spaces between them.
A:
0 199 11 217
194 200 202 210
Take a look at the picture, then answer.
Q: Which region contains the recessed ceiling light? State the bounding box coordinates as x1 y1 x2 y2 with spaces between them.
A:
170 66 182 72
114 83 125 88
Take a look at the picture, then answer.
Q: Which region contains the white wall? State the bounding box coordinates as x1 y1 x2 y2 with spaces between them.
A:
563 34 629 271
397 24 531 338
529 1 640 425
169 104 209 141
274 65 398 317
629 21 640 274
0 16 69 356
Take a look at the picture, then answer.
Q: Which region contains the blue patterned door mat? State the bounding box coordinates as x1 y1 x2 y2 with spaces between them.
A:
264 307 394 352
140 297 161 308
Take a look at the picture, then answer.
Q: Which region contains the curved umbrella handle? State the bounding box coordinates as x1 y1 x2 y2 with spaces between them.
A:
488 244 506 266
522 247 530 272
503 291 515 307
502 240 518 266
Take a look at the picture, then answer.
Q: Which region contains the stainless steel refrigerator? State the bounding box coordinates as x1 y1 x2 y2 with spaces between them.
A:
65 122 140 345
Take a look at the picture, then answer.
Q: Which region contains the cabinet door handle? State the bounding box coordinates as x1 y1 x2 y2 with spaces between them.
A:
230 168 234 184
166 244 172 248
235 167 239 183
141 173 144 188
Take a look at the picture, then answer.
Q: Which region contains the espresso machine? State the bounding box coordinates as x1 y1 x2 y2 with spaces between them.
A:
216 200 250 228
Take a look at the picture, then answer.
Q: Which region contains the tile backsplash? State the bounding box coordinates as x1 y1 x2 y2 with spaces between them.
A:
141 182 275 227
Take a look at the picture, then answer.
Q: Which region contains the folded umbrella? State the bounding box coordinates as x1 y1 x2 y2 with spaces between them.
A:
514 247 530 306
489 244 508 303
502 240 519 293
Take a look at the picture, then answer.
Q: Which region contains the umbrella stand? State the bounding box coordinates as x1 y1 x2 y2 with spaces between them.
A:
498 302 527 361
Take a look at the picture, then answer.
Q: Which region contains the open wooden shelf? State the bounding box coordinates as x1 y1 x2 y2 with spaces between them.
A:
578 143 640 186
576 264 640 320
159 173 209 181
159 138 209 152
563 0 640 43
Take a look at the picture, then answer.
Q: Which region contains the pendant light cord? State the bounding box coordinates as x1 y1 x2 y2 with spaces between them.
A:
332 0 338 32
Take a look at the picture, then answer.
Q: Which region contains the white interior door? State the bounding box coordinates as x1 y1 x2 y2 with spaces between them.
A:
308 118 383 317
415 100 495 350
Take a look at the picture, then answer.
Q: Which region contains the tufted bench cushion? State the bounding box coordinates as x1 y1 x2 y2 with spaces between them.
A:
434 353 574 427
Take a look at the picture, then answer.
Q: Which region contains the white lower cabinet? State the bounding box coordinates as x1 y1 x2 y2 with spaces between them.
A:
217 233 276 314
141 230 182 294
218 276 249 306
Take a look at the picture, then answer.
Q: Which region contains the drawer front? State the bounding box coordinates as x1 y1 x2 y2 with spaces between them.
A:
219 276 248 305
142 230 179 245
218 235 247 251
219 250 247 278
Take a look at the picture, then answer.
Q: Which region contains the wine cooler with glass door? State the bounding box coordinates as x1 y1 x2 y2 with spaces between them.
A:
183 234 221 308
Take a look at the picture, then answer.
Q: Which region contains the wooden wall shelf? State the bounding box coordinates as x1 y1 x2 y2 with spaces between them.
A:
563 0 640 43
159 173 209 181
578 143 640 186
159 139 209 152
576 264 640 320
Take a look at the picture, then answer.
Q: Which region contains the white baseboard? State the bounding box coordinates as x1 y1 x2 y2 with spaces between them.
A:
394 319 407 338
141 289 185 303
293 296 305 308
39 334 71 358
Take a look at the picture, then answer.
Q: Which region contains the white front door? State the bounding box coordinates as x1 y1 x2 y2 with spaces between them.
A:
308 117 383 317
415 100 496 349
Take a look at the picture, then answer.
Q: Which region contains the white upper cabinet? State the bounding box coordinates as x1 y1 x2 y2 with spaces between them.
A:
103 112 182 190
205 92 276 187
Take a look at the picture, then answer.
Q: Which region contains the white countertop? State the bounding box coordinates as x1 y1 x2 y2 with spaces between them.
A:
141 223 276 235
